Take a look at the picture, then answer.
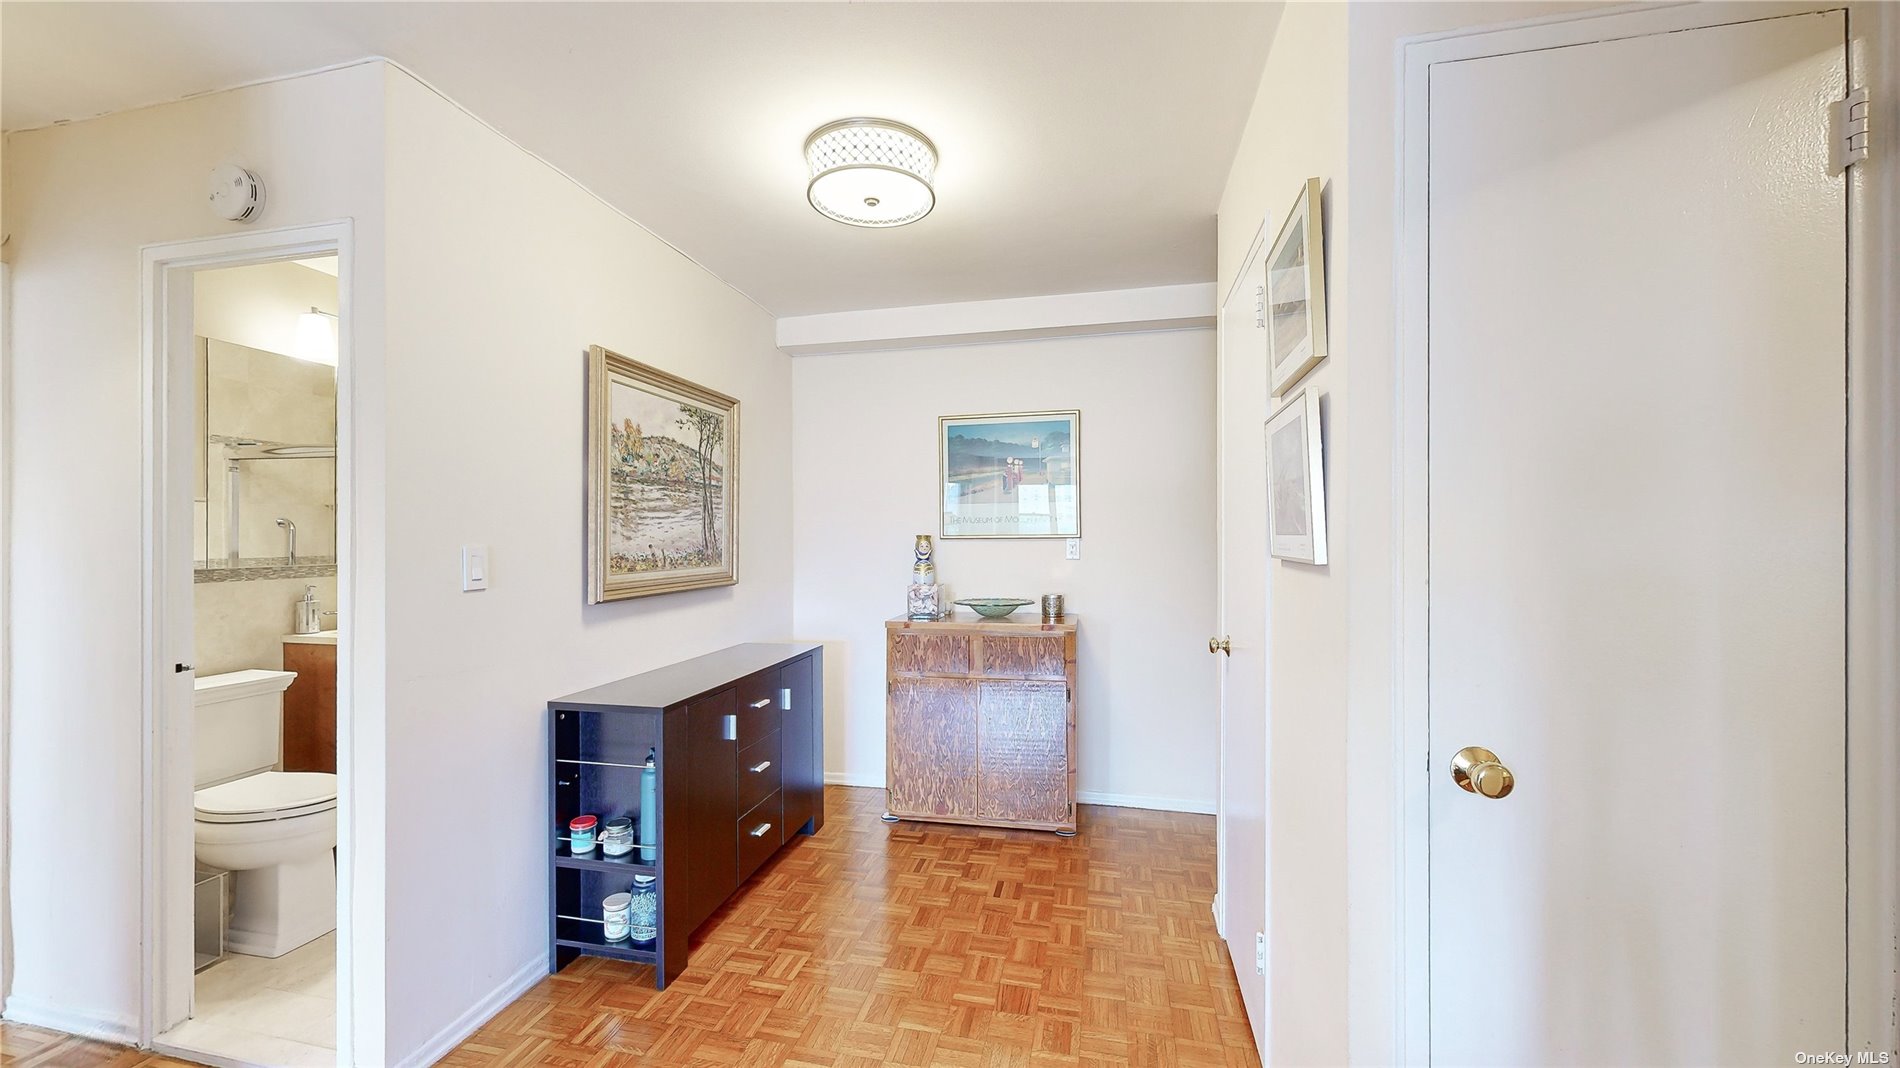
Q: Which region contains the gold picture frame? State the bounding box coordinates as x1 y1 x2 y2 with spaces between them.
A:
938 409 1081 539
586 345 739 602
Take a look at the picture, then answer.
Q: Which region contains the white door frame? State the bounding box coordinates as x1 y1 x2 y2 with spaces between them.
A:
1216 217 1273 1046
1214 216 1271 944
139 221 357 1063
1395 3 1899 1060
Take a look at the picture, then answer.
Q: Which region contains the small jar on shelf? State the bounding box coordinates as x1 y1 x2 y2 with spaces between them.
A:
601 817 635 857
628 874 658 946
568 814 598 854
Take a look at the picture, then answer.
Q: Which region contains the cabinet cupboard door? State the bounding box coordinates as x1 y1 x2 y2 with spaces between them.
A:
685 689 738 934
976 682 1070 824
888 679 978 818
780 655 818 835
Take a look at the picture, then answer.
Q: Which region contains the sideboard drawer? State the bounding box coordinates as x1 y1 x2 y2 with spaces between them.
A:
977 635 1068 680
737 791 783 882
735 668 781 745
890 630 973 676
737 731 781 815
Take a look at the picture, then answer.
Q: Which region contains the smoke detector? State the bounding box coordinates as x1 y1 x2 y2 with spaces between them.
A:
208 163 265 223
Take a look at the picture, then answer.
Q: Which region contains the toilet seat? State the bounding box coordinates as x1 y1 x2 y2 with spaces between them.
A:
195 771 338 824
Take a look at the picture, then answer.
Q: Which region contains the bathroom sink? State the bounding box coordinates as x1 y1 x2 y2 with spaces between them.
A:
282 629 338 646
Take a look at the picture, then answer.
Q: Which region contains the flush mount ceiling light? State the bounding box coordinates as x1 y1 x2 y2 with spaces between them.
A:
805 118 937 228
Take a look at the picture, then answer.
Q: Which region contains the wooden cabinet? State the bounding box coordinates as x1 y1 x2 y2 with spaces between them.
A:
280 641 336 773
683 688 738 936
885 613 1076 834
548 643 823 988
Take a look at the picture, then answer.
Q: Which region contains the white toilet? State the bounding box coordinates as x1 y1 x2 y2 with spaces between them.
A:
193 669 337 959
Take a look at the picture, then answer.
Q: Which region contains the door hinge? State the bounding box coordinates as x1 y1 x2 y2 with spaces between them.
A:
1254 931 1266 976
1253 284 1266 329
1830 86 1870 175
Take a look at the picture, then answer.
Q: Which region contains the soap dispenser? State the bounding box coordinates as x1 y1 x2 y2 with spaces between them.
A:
294 585 321 635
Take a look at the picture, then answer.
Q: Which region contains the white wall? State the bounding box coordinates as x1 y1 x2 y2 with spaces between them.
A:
790 330 1218 812
1215 3 1351 1060
378 67 792 1065
1 63 388 1044
195 259 339 359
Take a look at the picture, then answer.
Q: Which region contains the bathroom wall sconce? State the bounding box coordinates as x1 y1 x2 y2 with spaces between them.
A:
293 307 338 367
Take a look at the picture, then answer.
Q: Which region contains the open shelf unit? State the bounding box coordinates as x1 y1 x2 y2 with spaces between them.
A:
549 703 678 984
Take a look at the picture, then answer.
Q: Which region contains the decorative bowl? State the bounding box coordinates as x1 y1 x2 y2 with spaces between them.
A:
956 598 1034 619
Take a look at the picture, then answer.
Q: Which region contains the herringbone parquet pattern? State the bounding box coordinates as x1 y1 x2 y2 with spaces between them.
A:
0 786 1257 1067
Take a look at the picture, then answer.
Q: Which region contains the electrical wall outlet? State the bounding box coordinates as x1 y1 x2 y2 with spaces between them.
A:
1065 538 1080 560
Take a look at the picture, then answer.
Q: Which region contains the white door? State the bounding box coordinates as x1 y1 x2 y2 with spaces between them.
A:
1217 241 1271 1047
1427 12 1848 1065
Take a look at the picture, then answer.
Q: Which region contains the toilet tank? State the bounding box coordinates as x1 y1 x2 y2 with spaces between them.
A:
194 669 297 788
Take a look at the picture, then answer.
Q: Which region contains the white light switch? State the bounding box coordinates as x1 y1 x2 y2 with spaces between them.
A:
462 544 489 591
1065 538 1081 560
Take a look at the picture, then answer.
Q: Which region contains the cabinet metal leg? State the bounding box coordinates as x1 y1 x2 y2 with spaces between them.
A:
880 812 902 824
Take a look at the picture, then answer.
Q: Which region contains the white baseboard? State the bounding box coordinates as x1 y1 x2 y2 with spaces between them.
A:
824 771 884 789
2 994 138 1046
824 773 1214 815
1076 790 1216 815
391 954 545 1068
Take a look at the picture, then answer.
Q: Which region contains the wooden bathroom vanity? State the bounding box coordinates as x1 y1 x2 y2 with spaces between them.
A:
546 643 823 988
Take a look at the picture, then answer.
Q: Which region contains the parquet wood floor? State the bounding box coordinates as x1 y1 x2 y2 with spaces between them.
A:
447 787 1258 1068
0 1023 196 1068
0 786 1258 1067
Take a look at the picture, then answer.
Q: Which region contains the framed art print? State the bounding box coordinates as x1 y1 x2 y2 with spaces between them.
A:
587 345 739 602
1266 177 1329 397
1265 387 1327 564
939 410 1080 539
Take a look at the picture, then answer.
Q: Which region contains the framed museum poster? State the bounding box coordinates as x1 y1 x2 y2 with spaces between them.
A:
939 410 1080 539
587 345 739 601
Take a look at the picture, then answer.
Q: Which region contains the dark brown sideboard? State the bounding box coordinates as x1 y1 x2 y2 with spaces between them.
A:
547 643 823 988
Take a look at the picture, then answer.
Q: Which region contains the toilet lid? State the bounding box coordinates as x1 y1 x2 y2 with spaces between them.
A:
195 771 337 823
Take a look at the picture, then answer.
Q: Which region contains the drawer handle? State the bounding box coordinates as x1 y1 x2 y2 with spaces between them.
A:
748 822 773 838
722 714 737 741
749 760 773 774
780 687 791 710
749 698 773 709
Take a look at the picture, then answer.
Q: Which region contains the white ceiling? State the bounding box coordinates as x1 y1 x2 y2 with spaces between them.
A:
2 2 1278 315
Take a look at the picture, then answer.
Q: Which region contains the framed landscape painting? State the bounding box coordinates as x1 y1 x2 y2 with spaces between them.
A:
587 345 739 602
939 410 1080 539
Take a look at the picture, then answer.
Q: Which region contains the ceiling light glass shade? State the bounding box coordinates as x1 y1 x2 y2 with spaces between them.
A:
294 308 339 366
805 118 937 228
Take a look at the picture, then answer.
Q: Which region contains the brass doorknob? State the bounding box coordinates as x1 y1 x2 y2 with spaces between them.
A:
1450 746 1514 799
1209 636 1231 656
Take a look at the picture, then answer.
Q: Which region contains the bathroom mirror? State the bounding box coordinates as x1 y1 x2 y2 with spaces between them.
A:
194 337 338 580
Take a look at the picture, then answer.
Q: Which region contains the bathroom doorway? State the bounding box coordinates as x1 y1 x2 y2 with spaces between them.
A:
139 224 357 1067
